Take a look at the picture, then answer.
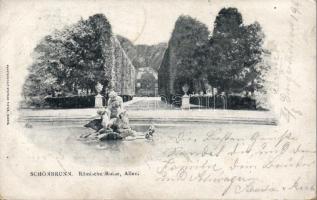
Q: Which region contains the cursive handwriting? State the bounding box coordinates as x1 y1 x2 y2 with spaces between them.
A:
154 128 316 196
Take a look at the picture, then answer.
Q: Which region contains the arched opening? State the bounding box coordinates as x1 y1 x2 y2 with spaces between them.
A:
136 72 157 97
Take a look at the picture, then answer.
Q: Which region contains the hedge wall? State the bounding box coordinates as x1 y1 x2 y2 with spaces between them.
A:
45 95 133 108
189 95 256 110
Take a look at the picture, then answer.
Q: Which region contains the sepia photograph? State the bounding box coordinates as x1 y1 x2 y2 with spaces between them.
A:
0 0 315 199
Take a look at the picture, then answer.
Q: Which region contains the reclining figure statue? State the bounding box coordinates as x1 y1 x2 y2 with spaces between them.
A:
81 91 155 141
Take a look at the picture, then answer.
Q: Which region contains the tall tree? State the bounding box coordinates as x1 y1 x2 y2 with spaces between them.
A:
23 14 113 105
208 8 267 94
158 15 210 96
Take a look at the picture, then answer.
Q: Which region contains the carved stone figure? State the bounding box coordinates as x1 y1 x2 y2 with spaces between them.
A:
106 90 124 119
82 97 155 140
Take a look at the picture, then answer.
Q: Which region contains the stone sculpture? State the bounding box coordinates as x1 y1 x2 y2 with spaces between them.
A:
81 91 155 141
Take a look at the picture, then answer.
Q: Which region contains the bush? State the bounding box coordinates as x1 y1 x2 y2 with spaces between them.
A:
227 95 256 110
160 94 183 107
120 95 133 103
21 96 48 108
189 95 256 110
45 95 96 108
190 95 224 109
45 95 133 108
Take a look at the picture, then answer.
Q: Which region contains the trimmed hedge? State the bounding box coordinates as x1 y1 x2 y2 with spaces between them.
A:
45 95 96 108
121 95 133 102
227 95 256 110
189 95 256 110
160 94 183 107
45 95 133 108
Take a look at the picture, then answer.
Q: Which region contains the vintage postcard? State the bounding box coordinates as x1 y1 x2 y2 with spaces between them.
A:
0 0 316 199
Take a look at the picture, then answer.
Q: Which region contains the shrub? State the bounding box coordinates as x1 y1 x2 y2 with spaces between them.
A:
45 95 96 108
189 95 256 110
45 95 133 108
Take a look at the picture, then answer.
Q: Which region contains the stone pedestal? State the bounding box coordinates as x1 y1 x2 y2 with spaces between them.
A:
95 94 103 108
181 95 190 109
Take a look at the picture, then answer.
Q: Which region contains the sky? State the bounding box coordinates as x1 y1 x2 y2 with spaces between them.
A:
0 0 298 45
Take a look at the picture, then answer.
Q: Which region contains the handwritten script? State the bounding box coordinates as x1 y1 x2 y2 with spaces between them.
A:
153 128 316 197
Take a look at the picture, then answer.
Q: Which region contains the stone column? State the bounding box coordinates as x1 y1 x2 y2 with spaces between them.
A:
181 84 190 109
181 95 190 109
95 82 104 108
95 94 103 108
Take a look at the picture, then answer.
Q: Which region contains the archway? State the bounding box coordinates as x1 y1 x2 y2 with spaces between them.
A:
136 68 158 96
